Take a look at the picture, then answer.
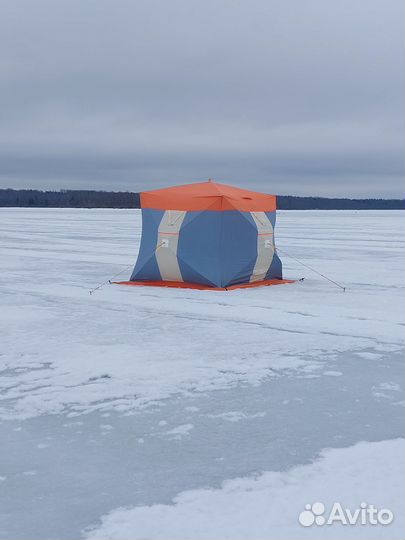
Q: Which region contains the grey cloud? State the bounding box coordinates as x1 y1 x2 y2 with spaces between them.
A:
0 0 403 196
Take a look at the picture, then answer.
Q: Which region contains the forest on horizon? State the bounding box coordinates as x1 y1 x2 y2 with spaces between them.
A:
0 188 404 210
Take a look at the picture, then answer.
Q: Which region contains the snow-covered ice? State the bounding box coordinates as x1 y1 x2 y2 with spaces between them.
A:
87 439 405 540
0 208 403 539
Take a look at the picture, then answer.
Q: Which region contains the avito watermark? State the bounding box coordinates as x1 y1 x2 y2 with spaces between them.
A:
298 502 394 527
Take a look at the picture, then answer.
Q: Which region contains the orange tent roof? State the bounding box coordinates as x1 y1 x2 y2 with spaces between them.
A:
140 180 277 212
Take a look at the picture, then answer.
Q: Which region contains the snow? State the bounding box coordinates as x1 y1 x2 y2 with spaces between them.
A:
1 209 403 421
86 438 405 540
0 208 403 539
165 423 195 439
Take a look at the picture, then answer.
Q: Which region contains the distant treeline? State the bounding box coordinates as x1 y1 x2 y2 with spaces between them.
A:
0 189 404 210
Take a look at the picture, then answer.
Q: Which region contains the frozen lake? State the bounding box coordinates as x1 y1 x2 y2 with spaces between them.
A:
0 209 404 539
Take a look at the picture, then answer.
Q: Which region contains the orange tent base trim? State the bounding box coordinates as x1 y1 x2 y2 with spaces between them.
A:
113 278 296 291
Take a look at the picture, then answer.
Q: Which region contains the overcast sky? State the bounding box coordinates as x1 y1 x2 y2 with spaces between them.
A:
0 0 403 197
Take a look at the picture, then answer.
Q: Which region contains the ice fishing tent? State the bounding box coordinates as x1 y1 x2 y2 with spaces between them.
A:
119 180 291 290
